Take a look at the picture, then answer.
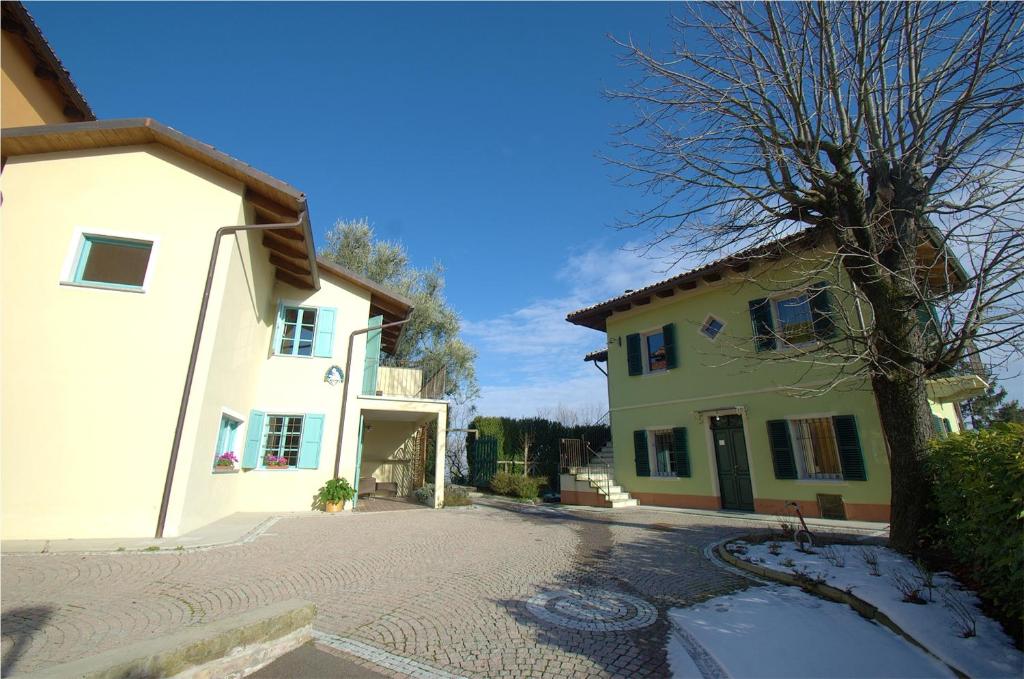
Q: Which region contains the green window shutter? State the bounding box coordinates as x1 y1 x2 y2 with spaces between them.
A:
633 430 650 477
671 427 690 477
930 414 946 439
663 323 678 370
271 303 286 354
362 315 383 395
765 419 797 479
916 304 941 347
242 410 266 469
626 334 643 376
296 413 325 469
832 415 867 480
748 298 776 352
313 307 336 358
808 281 837 339
942 418 953 434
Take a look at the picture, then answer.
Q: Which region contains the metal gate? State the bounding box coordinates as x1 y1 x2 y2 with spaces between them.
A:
470 436 498 488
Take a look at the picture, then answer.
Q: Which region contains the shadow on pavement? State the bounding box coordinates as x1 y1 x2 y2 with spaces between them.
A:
1 606 53 678
487 502 758 678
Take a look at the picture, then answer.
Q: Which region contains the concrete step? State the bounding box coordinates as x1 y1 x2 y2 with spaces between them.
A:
605 492 632 502
609 499 638 508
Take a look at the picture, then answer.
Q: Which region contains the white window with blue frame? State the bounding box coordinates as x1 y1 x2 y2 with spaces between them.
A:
241 410 325 470
213 411 242 469
272 302 336 358
60 229 157 292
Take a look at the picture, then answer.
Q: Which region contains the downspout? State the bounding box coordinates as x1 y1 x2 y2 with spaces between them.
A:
333 319 411 480
155 211 308 538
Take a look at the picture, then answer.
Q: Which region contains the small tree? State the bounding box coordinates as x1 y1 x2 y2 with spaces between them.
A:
962 379 1024 428
609 2 1024 550
320 219 478 401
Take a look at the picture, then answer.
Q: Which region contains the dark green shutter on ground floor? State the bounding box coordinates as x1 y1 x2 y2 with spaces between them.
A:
671 427 690 477
832 415 867 481
765 419 797 479
633 430 650 477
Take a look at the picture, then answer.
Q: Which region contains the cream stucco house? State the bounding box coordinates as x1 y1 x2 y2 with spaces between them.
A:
1 118 449 540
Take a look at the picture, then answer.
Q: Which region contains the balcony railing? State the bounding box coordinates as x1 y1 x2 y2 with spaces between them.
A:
362 361 448 400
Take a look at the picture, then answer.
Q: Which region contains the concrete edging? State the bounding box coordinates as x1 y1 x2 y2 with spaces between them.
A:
716 541 967 679
15 599 316 679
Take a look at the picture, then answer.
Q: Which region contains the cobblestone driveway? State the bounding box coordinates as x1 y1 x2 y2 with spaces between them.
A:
2 503 758 678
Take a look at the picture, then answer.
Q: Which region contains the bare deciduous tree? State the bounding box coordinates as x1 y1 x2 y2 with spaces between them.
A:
608 1 1023 550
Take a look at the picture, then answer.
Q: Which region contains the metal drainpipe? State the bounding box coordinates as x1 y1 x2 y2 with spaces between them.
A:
155 212 307 538
333 319 411 483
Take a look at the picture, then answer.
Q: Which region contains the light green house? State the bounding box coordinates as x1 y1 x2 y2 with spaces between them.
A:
564 229 986 522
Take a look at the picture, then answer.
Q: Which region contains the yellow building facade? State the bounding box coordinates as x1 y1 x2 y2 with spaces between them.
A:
1 120 448 540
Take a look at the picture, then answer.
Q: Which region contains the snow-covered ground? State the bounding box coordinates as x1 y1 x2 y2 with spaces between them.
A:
668 585 954 678
730 540 1024 678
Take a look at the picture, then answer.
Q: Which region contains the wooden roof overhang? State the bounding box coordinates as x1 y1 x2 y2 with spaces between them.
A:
1 118 319 290
316 258 414 355
567 226 968 333
2 2 95 122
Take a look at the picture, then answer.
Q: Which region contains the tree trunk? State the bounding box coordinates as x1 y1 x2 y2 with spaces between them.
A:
872 369 934 553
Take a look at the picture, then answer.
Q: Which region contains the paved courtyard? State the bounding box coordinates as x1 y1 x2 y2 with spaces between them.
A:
2 502 770 678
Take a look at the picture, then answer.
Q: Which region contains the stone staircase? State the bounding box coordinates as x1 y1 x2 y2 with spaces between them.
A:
565 444 638 509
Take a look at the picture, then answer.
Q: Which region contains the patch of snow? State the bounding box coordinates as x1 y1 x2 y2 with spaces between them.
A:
742 540 1023 679
669 585 954 678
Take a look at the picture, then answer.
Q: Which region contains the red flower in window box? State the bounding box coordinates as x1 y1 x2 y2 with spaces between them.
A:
263 455 290 469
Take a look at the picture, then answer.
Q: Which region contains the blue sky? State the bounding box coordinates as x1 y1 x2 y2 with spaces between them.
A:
30 1 682 417
29 2 1020 415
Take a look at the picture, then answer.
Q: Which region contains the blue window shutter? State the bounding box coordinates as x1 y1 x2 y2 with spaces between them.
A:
362 315 383 395
313 307 336 358
832 415 867 480
633 430 650 477
242 410 265 468
748 298 776 352
765 420 797 479
271 303 286 354
626 334 643 376
297 414 325 469
663 323 678 370
808 281 837 340
671 427 690 477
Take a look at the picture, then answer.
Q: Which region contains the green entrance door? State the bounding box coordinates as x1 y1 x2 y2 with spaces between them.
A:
710 414 754 511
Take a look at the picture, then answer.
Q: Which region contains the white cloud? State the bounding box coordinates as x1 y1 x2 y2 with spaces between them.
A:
463 240 695 417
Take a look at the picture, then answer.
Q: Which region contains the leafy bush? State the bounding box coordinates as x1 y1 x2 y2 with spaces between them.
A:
317 477 356 506
489 472 541 499
490 471 516 496
926 424 1023 629
413 483 471 507
414 484 434 506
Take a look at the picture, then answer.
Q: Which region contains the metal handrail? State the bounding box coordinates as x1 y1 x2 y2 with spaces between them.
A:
559 438 612 502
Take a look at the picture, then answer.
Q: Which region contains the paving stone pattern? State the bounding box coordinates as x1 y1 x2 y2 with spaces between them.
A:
2 504 758 678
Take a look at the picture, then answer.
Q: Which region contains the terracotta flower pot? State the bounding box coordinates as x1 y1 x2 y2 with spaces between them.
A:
266 465 289 470
212 465 236 473
325 501 344 513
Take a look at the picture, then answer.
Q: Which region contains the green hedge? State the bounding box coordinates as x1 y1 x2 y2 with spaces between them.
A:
490 472 541 499
467 416 610 490
926 423 1024 629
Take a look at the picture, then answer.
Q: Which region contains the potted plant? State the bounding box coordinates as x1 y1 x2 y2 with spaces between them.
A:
213 451 238 472
317 477 356 512
264 454 290 469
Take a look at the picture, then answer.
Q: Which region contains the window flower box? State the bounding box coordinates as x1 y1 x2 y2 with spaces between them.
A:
212 466 238 474
213 451 238 473
263 454 290 470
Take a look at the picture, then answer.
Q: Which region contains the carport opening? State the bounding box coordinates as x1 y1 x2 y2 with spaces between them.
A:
356 410 440 512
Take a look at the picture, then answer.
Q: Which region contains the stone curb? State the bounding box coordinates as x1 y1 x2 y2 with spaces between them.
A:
716 541 967 679
13 599 316 679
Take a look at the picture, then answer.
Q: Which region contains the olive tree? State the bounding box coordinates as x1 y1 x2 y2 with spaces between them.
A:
608 1 1023 550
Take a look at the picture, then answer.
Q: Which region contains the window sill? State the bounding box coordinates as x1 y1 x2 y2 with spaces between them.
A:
60 280 146 294
793 478 848 485
212 467 239 474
